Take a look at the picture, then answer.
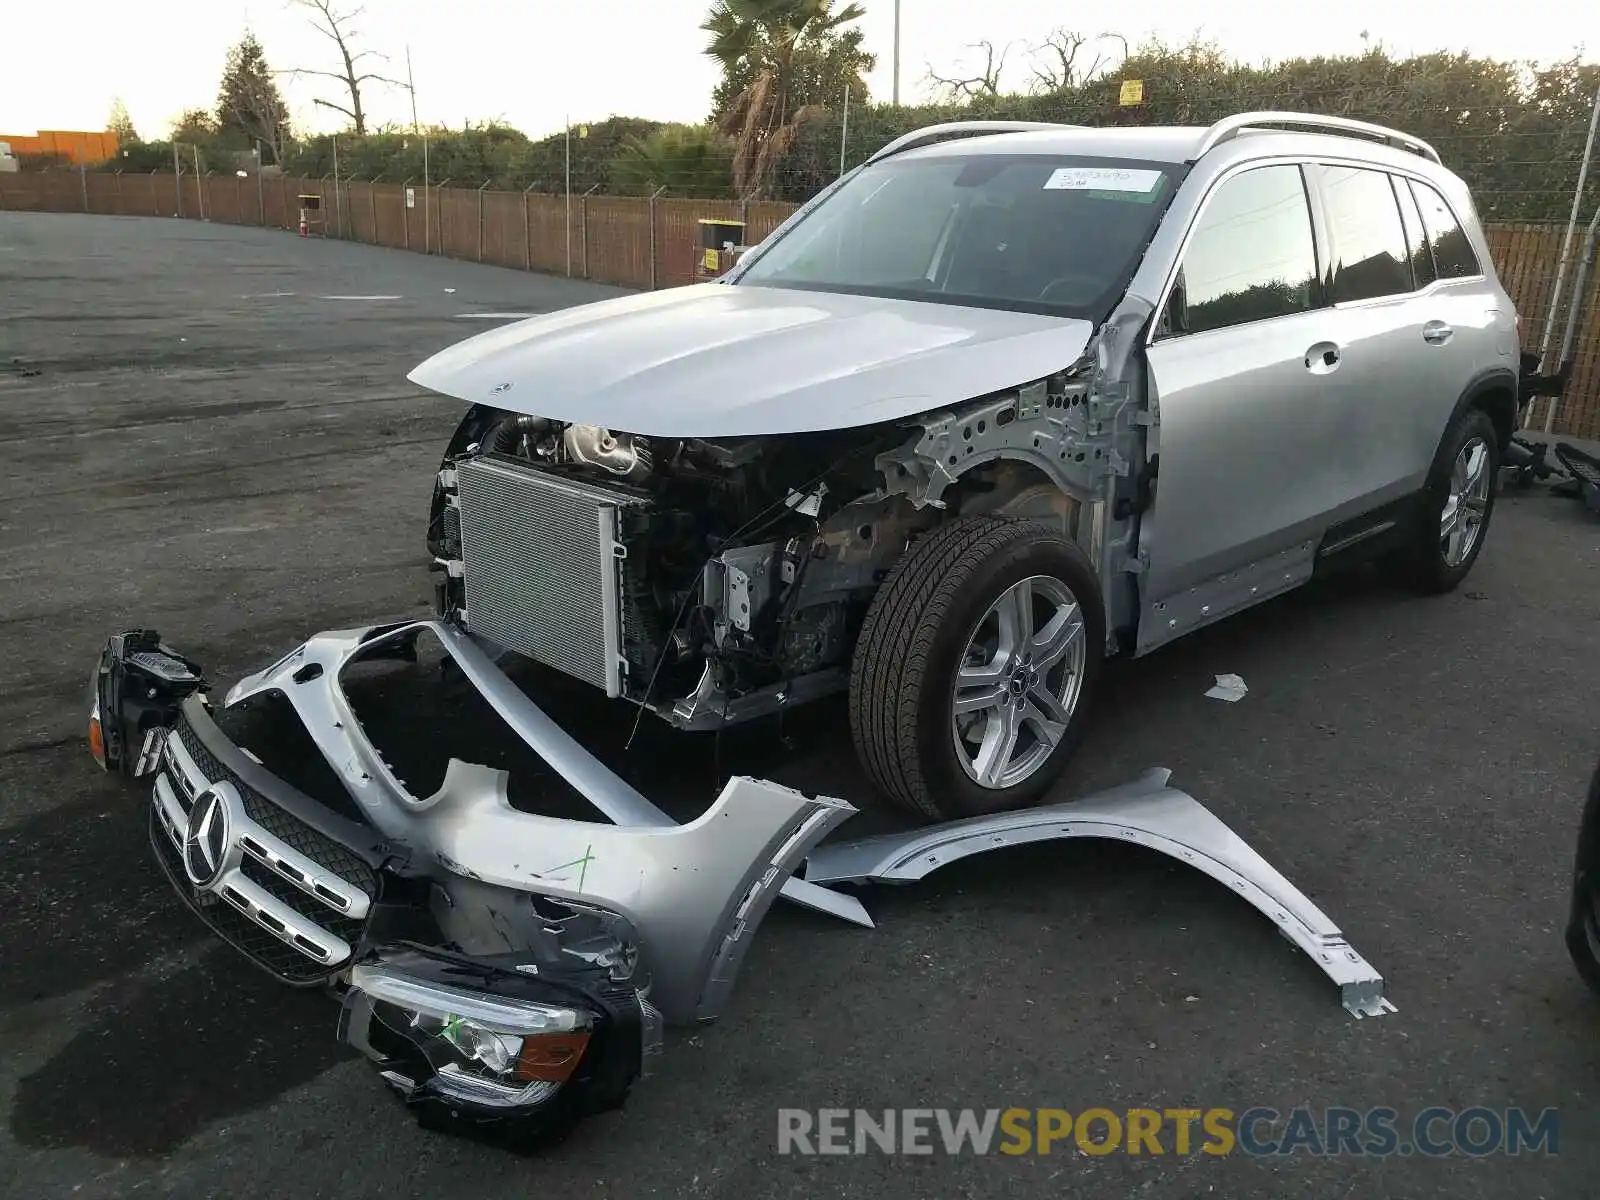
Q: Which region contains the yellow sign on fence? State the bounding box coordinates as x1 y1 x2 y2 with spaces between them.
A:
1119 79 1145 106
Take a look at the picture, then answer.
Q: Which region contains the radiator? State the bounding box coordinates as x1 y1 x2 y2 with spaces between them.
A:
455 456 645 697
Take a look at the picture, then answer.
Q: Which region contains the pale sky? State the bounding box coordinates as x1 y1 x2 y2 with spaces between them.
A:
2 1 1596 142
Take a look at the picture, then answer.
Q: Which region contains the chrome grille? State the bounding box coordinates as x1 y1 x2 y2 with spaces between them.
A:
151 715 374 984
456 456 644 696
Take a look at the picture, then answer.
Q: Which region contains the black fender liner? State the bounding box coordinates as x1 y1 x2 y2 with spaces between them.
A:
1449 364 1519 454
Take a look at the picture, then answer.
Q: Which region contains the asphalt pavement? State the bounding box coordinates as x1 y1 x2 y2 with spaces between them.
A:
2 212 1599 1199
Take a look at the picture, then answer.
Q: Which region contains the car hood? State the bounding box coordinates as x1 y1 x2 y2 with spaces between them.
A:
408 284 1096 437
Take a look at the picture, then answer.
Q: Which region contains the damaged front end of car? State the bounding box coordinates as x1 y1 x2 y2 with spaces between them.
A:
425 406 938 731
421 325 1148 741
91 621 857 1143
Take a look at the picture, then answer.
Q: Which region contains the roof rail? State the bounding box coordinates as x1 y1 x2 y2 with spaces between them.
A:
866 121 1080 165
1192 111 1442 164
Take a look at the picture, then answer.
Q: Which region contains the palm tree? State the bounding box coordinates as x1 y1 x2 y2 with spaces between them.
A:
612 125 736 198
701 0 867 199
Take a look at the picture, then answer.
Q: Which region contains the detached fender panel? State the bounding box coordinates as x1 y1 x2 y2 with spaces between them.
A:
806 767 1395 1019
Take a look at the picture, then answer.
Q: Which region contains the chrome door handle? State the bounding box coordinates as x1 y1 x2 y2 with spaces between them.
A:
1422 321 1454 345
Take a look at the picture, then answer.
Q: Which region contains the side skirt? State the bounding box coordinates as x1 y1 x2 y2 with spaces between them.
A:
1313 492 1427 574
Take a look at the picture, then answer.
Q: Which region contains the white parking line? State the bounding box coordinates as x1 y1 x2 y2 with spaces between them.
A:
453 312 534 319
317 294 403 301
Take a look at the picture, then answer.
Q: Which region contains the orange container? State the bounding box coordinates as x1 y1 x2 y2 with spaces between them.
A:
0 130 118 164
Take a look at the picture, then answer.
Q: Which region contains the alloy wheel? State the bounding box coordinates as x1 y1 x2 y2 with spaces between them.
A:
950 574 1088 790
1440 436 1491 568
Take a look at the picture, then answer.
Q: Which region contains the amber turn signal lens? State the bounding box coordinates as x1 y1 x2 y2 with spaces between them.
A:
88 715 107 767
514 1030 591 1083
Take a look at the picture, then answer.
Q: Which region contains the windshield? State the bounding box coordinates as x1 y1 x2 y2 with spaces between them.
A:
734 154 1181 319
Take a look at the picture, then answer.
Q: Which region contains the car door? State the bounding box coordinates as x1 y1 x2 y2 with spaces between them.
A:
1138 162 1343 653
1303 163 1475 524
1400 175 1503 460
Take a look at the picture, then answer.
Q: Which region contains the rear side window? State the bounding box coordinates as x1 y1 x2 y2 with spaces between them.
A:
1409 180 1482 279
1171 164 1319 336
1315 165 1413 303
1393 176 1438 288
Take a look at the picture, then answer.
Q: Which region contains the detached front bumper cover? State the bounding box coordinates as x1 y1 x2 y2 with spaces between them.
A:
222 619 863 1023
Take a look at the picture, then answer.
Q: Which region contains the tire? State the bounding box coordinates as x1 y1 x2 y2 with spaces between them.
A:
1565 759 1600 997
848 516 1105 821
1393 407 1500 595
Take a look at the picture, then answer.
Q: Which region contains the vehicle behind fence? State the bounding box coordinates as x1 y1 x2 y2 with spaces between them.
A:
3 166 1597 440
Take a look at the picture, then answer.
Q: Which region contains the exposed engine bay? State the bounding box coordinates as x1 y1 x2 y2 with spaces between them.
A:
427 407 935 727
426 393 1105 728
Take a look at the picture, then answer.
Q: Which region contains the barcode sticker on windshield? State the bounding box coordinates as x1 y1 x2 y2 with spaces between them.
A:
1043 167 1164 193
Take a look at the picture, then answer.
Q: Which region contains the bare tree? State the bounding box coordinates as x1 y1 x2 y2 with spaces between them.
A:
1025 29 1126 93
281 0 405 134
925 40 1015 102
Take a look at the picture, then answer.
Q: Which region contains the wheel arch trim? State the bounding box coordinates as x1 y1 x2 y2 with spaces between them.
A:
1452 365 1519 452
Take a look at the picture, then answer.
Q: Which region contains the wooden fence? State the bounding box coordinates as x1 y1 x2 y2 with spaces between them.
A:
3 169 1596 438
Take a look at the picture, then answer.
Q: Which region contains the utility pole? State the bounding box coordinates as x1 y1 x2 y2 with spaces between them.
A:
331 133 341 237
839 86 850 176
892 0 901 106
405 45 429 254
193 145 205 220
406 46 420 132
565 115 573 276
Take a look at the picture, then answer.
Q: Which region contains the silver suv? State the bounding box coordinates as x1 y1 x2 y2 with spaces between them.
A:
417 111 1522 822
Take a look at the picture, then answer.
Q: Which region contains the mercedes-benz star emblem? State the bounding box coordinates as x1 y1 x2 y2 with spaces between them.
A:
182 782 236 888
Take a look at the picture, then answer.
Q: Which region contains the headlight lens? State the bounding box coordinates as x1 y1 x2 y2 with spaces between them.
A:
441 1015 520 1074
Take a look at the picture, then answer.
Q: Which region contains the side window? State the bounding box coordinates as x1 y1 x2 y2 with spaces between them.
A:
1392 175 1438 289
1315 164 1413 303
1409 180 1482 279
1169 164 1319 336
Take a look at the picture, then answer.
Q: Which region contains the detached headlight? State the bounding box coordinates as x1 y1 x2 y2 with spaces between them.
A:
338 943 653 1143
86 630 206 776
350 964 594 1099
